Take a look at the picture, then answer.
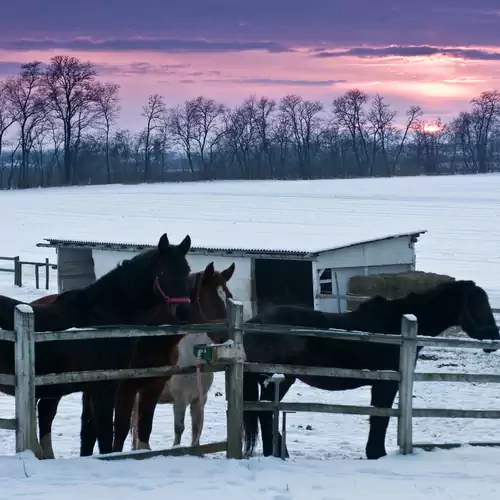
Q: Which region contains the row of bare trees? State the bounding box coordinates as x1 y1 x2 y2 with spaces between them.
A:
1 56 500 189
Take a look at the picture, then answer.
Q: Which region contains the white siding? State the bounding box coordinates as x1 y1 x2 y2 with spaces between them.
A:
57 248 96 292
316 235 416 270
93 250 138 279
315 235 417 313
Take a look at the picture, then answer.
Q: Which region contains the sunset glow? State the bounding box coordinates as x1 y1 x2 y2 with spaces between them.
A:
1 1 499 130
423 123 444 134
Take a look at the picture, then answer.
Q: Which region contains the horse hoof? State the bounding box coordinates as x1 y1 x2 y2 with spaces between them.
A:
136 441 152 451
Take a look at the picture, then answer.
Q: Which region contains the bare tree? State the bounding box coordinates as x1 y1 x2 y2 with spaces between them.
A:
367 94 396 176
253 96 277 177
30 120 54 186
189 96 227 179
279 95 323 178
3 62 46 187
333 89 370 176
223 103 256 178
448 112 476 172
0 82 17 159
392 105 423 175
43 55 98 184
94 82 120 183
167 100 198 178
470 90 500 173
141 93 165 181
413 118 447 174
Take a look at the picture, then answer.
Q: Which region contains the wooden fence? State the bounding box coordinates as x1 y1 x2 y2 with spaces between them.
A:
0 301 246 460
0 256 57 290
1 298 500 461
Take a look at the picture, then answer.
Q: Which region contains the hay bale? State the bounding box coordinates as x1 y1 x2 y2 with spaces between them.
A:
347 270 455 311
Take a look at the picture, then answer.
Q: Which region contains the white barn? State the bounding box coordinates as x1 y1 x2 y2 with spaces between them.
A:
38 229 426 321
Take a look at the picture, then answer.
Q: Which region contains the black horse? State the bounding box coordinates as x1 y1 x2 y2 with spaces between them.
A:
242 279 499 460
0 233 192 456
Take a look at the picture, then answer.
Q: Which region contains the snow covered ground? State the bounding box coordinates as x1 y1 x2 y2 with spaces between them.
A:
1 173 500 498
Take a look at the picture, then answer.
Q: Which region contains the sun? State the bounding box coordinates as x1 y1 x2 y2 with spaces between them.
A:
423 123 443 134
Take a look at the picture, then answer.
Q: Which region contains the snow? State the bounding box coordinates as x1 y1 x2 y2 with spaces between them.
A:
2 447 500 500
15 303 35 314
1 173 500 498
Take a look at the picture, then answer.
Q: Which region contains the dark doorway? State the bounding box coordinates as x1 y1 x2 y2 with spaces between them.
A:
254 258 313 313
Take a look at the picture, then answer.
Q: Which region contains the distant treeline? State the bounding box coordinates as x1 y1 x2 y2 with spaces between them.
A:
1 55 499 189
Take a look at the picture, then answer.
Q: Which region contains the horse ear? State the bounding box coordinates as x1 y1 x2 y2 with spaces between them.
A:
204 262 215 279
221 262 235 282
178 235 191 255
158 233 170 253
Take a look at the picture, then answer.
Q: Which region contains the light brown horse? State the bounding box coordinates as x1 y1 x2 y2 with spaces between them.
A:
112 262 234 453
129 263 234 450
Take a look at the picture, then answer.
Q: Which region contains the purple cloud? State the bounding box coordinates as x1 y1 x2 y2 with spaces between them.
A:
314 45 500 60
95 62 190 76
0 37 292 54
0 61 24 76
1 0 500 47
230 78 347 87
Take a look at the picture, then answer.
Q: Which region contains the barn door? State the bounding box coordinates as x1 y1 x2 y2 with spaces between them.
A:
254 258 313 313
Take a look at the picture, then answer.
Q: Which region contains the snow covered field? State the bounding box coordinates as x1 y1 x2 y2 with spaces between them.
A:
1 173 500 498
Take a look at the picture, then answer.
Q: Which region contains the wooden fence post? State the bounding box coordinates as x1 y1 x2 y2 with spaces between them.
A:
14 304 37 455
397 313 418 455
35 264 40 289
44 258 50 290
13 257 22 287
225 298 245 459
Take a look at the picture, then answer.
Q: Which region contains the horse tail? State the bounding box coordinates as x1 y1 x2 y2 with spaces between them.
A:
243 372 260 457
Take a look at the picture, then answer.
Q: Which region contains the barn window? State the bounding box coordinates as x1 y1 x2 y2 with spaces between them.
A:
319 268 333 294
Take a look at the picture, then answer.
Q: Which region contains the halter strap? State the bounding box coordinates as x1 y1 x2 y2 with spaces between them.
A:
153 277 191 305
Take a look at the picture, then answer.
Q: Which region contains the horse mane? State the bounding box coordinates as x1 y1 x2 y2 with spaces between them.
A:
81 248 189 311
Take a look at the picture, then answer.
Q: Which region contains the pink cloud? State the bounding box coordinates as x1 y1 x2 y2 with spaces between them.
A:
1 44 499 131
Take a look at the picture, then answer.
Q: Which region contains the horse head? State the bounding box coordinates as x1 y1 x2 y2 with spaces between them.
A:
191 261 235 342
424 280 499 353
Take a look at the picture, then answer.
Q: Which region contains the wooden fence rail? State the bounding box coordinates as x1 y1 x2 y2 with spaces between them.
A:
1 297 499 460
0 256 57 290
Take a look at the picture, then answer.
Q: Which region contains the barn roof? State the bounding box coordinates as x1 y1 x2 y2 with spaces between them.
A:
37 229 427 259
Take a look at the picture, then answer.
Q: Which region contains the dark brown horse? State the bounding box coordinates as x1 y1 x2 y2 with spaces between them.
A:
242 280 499 460
34 261 234 458
0 233 192 458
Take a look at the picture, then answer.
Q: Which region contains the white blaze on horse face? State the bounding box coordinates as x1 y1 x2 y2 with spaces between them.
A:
217 286 227 305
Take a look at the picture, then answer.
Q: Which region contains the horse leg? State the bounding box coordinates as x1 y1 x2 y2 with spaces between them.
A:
258 375 295 457
130 392 140 450
365 381 399 460
189 394 207 447
37 397 61 459
80 391 98 457
113 380 140 453
173 399 188 447
89 382 117 456
135 377 168 451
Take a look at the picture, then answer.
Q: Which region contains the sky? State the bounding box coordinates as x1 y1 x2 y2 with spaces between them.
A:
1 1 500 131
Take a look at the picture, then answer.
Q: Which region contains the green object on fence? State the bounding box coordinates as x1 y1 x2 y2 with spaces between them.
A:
193 344 217 363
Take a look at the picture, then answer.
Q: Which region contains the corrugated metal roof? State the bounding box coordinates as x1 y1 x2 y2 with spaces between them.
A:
37 230 427 258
